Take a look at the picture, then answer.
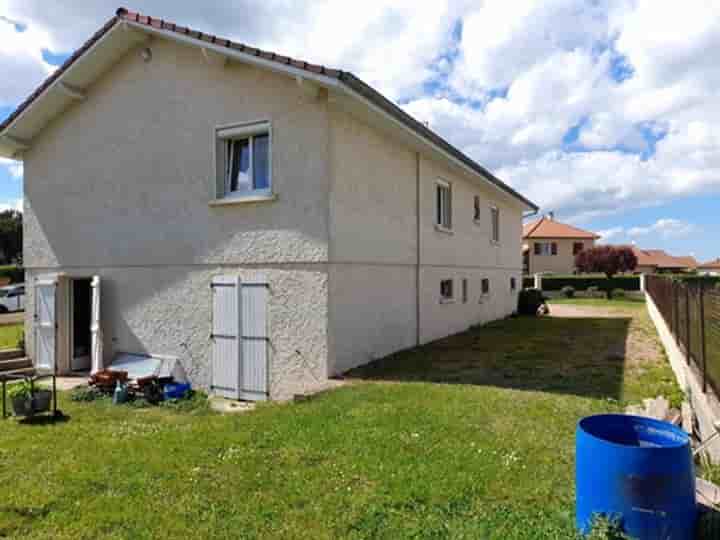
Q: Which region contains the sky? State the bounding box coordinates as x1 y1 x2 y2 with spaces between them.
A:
0 0 719 262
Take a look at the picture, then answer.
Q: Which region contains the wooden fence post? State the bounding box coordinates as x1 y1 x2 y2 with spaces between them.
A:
700 281 708 393
686 284 691 362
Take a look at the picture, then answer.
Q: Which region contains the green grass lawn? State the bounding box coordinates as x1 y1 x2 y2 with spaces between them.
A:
0 323 23 349
0 302 679 539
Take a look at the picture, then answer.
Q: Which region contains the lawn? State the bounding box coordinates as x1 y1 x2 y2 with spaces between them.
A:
0 323 23 349
0 301 679 539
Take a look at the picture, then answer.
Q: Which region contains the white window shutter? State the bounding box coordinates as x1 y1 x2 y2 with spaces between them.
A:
211 275 242 399
34 278 57 373
240 275 269 401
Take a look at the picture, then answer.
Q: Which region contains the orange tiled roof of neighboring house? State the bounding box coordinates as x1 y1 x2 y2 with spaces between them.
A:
631 247 697 270
699 258 720 270
522 216 600 239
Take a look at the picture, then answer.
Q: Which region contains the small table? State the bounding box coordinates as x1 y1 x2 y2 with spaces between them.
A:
1 370 60 420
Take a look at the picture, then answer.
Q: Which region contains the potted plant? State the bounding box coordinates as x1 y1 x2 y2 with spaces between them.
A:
8 380 51 417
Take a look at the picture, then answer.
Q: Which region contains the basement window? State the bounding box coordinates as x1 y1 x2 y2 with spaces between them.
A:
440 279 454 303
462 278 468 304
481 278 490 295
214 121 273 203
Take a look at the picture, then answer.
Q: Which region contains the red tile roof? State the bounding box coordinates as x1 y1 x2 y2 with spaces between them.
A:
522 216 599 239
699 258 720 269
631 247 697 269
0 7 539 211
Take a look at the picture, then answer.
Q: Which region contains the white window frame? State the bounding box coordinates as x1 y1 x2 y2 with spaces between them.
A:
440 279 454 303
435 179 452 233
213 120 273 203
490 205 500 243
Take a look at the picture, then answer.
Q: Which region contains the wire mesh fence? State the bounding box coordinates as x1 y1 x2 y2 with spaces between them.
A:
646 275 720 396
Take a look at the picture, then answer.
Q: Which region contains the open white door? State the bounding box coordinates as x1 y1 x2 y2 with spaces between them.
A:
34 277 57 373
90 276 103 374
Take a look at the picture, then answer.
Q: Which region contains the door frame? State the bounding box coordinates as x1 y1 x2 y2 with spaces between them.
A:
68 277 93 372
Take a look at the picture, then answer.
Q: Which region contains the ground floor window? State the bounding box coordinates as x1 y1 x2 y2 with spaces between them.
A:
440 279 454 302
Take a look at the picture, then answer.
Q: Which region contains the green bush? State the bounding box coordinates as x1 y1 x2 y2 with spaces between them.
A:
561 285 575 298
518 288 545 316
522 276 535 289
0 265 24 284
540 275 640 292
611 288 626 298
586 286 600 298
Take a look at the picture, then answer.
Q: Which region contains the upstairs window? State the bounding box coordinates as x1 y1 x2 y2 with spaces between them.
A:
490 206 500 243
473 195 481 222
436 180 452 231
534 242 557 256
216 121 272 199
573 242 584 255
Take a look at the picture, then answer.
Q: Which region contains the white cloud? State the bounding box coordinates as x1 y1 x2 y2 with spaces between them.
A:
596 227 625 244
0 158 23 179
0 198 22 213
627 218 698 239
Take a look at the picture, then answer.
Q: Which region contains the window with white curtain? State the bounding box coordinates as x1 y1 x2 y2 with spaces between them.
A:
436 180 452 230
216 121 272 199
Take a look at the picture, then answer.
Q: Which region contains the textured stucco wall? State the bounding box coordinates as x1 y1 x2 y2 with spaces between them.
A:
25 265 328 400
526 238 596 274
23 37 330 269
327 108 523 372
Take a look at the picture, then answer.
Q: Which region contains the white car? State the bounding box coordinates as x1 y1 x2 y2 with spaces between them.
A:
0 284 25 313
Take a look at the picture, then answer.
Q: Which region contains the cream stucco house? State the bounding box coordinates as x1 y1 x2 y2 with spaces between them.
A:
0 9 537 400
522 215 599 275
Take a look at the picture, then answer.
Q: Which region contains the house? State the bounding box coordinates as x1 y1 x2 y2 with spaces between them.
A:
0 9 537 401
630 247 698 274
698 259 720 276
522 215 599 275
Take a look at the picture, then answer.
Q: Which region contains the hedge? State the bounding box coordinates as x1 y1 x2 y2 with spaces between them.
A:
0 266 24 284
539 275 641 292
522 277 535 289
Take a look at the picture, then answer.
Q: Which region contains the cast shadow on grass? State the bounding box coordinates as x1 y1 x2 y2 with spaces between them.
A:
346 315 631 401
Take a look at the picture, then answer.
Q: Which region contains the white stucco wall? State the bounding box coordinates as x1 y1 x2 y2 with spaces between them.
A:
25 265 328 401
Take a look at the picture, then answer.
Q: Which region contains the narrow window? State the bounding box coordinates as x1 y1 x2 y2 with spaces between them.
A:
462 278 468 303
473 195 481 221
440 279 454 302
510 277 516 291
534 243 542 255
490 206 500 243
217 122 272 199
481 278 490 295
436 180 452 230
573 242 584 255
551 242 558 256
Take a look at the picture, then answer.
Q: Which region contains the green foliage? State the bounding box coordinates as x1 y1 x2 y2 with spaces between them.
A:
585 515 633 540
561 285 575 298
611 288 626 298
0 265 24 284
541 276 641 292
522 276 535 289
518 288 545 315
0 324 24 349
70 386 106 402
7 380 32 401
0 210 22 265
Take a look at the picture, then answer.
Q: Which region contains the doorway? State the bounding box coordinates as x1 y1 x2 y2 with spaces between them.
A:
70 278 92 371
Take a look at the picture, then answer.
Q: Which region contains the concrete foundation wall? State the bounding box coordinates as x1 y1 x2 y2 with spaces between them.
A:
25 265 328 401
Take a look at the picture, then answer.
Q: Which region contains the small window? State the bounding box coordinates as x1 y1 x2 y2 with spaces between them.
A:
216 122 271 199
534 242 556 256
436 180 452 230
481 278 490 295
510 277 516 291
573 242 584 255
440 279 454 302
473 196 481 221
490 206 500 243
462 278 468 303
552 242 558 255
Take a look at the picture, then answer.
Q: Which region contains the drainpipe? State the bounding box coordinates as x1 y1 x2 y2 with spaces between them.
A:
415 152 421 346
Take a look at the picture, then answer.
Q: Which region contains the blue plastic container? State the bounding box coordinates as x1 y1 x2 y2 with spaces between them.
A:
576 414 697 539
163 383 191 400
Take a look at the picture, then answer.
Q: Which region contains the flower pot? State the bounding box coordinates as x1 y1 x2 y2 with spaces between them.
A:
11 395 33 416
11 389 52 416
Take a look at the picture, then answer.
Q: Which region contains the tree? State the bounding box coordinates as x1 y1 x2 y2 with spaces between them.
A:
575 245 638 298
0 210 22 265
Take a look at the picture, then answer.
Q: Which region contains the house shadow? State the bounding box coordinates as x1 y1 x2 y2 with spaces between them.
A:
345 314 632 401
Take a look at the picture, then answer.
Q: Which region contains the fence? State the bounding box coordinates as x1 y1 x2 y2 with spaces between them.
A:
646 275 720 396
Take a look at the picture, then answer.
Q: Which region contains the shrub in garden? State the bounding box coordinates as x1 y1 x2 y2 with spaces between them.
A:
587 286 600 298
561 285 575 298
611 288 625 298
575 245 638 298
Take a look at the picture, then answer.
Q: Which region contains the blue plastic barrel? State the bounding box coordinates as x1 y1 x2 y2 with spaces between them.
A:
576 414 697 539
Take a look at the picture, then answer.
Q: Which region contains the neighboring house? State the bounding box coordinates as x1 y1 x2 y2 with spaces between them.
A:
698 259 720 276
522 215 599 275
0 9 537 401
630 247 698 274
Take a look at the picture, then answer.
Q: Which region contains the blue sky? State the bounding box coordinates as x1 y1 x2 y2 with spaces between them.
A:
1 1 719 262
